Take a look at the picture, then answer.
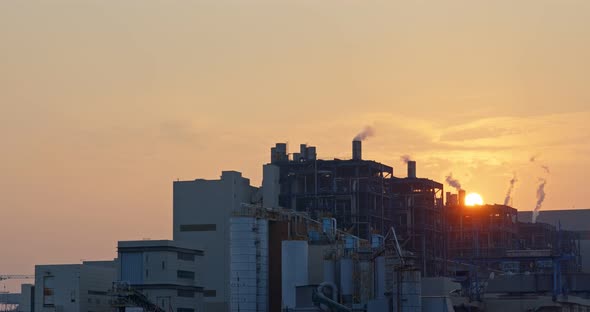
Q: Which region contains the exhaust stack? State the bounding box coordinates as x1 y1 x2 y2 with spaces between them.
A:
407 161 416 178
352 140 362 160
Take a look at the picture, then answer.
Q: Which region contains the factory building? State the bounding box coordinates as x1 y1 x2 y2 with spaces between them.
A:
519 209 590 273
114 240 204 312
270 142 395 240
33 261 116 312
390 161 445 277
173 171 259 312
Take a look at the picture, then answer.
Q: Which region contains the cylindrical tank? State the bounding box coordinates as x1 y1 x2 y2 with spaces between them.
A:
292 153 301 162
340 258 354 305
407 161 416 178
352 140 362 160
392 269 422 312
344 235 357 250
374 257 386 299
256 219 269 312
281 241 309 309
323 259 336 284
322 218 337 237
459 189 466 206
230 217 258 312
359 260 374 303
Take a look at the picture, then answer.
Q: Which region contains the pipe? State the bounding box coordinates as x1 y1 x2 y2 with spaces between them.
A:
312 282 350 312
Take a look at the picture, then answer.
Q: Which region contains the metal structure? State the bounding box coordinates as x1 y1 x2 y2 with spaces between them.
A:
391 175 444 277
110 282 166 312
271 142 395 240
0 275 33 282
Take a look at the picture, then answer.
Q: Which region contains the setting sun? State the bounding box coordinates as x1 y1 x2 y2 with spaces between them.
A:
465 193 484 206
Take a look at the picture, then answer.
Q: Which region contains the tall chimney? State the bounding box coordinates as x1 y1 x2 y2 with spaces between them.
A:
458 190 466 206
407 161 416 178
352 140 362 160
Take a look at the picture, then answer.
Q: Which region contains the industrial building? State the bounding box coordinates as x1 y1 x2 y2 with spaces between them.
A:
113 240 204 312
6 139 590 312
33 261 116 312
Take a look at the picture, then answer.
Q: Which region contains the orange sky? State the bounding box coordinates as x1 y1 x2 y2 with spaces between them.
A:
1 1 589 292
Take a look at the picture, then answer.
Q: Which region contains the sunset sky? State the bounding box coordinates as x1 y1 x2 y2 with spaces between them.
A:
1 1 589 291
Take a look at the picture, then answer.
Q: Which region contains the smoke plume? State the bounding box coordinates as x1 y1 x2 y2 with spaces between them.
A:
400 155 412 164
445 173 462 191
503 174 518 206
532 178 547 223
541 165 551 174
353 126 375 141
529 155 538 163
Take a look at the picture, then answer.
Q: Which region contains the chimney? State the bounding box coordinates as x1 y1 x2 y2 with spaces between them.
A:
407 161 416 178
458 190 466 206
352 140 362 160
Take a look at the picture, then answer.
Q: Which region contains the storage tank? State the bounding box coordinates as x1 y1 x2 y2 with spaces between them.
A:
392 269 421 312
281 241 309 309
323 259 336 284
340 258 354 305
256 219 269 312
230 217 258 312
374 256 386 299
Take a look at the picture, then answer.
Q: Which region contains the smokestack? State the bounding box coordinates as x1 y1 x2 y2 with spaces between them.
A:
407 161 416 178
352 140 362 160
458 190 466 206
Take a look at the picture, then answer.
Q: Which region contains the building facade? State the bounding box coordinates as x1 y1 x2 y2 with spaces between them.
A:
117 240 204 312
34 261 116 312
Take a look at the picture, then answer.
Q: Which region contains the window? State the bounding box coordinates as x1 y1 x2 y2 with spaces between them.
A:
203 290 216 297
43 276 55 306
179 224 216 232
177 270 195 280
177 290 195 298
146 269 149 278
177 252 195 261
162 261 166 270
177 309 195 312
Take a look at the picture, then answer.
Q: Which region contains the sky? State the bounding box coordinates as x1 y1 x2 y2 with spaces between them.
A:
1 0 589 292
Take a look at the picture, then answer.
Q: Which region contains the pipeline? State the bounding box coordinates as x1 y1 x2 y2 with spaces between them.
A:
312 282 351 312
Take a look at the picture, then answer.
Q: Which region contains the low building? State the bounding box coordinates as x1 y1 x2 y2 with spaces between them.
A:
17 284 34 312
34 261 116 312
116 240 204 312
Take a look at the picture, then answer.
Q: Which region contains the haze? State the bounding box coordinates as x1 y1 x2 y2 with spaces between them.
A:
1 1 589 291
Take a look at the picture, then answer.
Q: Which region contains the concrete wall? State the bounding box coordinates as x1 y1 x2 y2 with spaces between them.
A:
173 171 257 312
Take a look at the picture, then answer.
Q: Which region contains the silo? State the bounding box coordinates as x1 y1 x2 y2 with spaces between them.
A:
392 268 422 312
374 256 386 299
340 258 354 305
281 241 309 309
230 217 258 312
256 219 269 312
323 259 336 284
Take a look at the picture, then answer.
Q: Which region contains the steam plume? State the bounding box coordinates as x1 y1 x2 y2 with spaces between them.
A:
532 178 547 223
354 126 375 141
445 173 462 191
400 155 412 164
503 174 518 206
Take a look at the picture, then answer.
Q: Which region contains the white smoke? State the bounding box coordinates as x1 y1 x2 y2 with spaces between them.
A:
503 173 517 206
400 155 412 164
445 173 462 191
353 126 375 141
532 178 547 223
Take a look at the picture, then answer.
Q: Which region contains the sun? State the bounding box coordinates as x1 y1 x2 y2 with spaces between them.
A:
465 193 484 206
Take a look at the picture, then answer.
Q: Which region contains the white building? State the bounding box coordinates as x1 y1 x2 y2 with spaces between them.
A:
173 167 283 312
34 261 116 312
173 171 259 312
117 240 204 312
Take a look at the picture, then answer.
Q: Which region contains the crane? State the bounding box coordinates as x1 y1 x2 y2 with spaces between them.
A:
0 275 34 282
